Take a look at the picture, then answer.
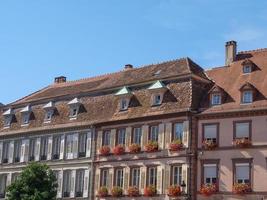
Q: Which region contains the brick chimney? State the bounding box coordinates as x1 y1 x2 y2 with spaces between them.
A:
54 76 67 84
225 40 237 65
124 64 133 71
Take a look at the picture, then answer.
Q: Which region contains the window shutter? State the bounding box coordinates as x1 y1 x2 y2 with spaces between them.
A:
183 121 189 148
8 141 14 163
83 169 90 198
125 127 132 149
158 123 165 149
95 168 100 195
73 133 79 159
34 138 41 161
6 173 12 186
47 136 53 160
164 164 171 194
157 165 163 194
57 171 63 198
123 167 130 194
97 131 103 154
140 166 146 194
110 129 116 149
141 125 149 151
108 168 114 189
20 139 29 162
86 131 92 158
70 170 76 198
0 141 3 164
165 123 172 149
59 135 65 160
182 164 189 194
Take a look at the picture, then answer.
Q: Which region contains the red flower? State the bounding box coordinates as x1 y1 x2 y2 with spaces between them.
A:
99 146 110 156
111 187 123 197
167 185 181 197
169 140 183 151
202 139 217 150
200 183 217 196
233 138 251 148
127 186 140 197
145 141 158 152
144 185 157 197
98 187 109 197
233 183 251 194
113 145 125 155
129 143 141 153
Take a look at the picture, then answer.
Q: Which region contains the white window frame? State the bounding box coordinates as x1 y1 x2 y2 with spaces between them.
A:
173 123 183 141
75 170 85 197
235 163 250 184
153 94 162 106
203 124 217 143
117 128 126 145
29 138 36 161
40 137 48 160
100 169 109 187
78 133 87 158
63 170 72 197
44 109 54 123
147 167 157 186
120 98 129 111
130 168 140 187
211 93 221 105
203 164 217 184
52 135 61 160
242 90 253 104
132 127 142 145
2 142 9 163
149 126 158 142
3 115 12 128
243 65 252 74
102 131 110 146
21 112 30 126
171 165 182 185
69 105 79 119
115 168 124 187
14 140 22 163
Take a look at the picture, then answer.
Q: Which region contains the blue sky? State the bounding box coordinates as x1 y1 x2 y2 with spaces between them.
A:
1 0 267 104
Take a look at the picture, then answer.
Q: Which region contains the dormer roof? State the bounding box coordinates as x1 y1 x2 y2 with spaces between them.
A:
148 80 165 90
20 105 31 113
115 86 132 96
43 101 55 109
68 98 80 105
3 108 13 116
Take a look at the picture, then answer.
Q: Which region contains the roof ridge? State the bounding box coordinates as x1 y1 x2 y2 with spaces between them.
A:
238 47 267 54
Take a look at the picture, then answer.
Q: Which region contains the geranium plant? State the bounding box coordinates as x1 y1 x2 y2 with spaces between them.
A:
98 186 109 197
99 146 110 156
129 143 141 153
144 185 157 197
200 183 217 196
202 139 217 150
169 139 183 151
167 185 181 197
113 145 125 155
145 141 159 152
127 186 140 197
111 186 123 197
233 183 251 194
233 138 251 148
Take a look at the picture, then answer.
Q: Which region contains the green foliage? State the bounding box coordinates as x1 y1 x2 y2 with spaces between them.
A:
6 162 58 200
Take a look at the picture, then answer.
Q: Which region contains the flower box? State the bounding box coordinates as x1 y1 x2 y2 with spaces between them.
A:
169 140 183 151
111 186 123 197
202 139 217 150
144 185 157 197
113 145 125 155
233 138 251 148
129 143 141 153
127 186 140 197
200 183 217 196
167 185 181 197
99 146 111 156
145 141 159 152
233 183 251 194
98 186 109 197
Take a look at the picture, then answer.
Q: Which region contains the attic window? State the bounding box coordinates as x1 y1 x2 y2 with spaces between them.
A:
120 98 129 111
115 86 132 111
211 93 221 105
43 101 55 123
68 98 80 120
243 66 252 74
242 90 253 104
20 105 31 126
148 80 167 106
3 108 13 128
153 94 163 106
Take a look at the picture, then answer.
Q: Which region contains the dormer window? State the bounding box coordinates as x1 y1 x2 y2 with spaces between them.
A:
242 90 253 104
115 86 132 111
43 101 55 123
211 93 221 105
68 98 80 120
243 66 252 74
148 80 167 106
2 108 13 128
20 105 31 126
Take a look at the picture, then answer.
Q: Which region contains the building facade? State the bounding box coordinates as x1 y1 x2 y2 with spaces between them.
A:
0 41 267 200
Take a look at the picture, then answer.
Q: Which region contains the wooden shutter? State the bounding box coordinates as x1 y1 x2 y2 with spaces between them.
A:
157 165 163 194
140 166 146 194
73 133 79 159
182 164 189 194
183 121 189 148
141 125 149 151
6 173 12 186
47 136 53 160
57 171 63 198
8 141 14 163
108 168 114 190
21 139 29 162
95 168 100 195
70 170 76 198
59 135 65 160
97 130 103 154
165 123 172 149
158 123 165 149
123 167 130 194
164 164 171 194
125 127 132 149
34 138 41 161
0 141 3 164
86 131 92 158
83 169 90 198
110 129 116 149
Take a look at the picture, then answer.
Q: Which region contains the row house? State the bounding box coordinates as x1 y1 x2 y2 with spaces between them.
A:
1 41 267 200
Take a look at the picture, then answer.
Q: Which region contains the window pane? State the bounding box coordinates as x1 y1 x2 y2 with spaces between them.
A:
236 122 249 138
236 165 249 180
243 91 252 103
212 94 221 105
149 126 158 141
204 125 217 139
204 165 217 184
174 123 183 140
78 133 87 155
133 128 142 144
102 131 110 146
117 129 126 145
131 168 140 187
172 166 182 185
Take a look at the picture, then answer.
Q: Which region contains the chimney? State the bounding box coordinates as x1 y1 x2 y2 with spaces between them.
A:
124 64 133 71
54 76 67 84
225 40 237 65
